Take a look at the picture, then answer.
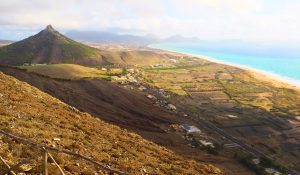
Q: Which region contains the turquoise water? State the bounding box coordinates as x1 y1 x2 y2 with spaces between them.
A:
151 43 300 84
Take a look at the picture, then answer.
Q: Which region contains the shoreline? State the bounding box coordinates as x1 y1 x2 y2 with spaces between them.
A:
149 45 300 89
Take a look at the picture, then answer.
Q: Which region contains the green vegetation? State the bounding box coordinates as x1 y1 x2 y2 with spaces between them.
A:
239 154 287 175
0 25 102 66
239 155 268 175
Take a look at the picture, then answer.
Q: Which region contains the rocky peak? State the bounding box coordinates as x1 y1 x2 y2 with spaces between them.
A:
46 25 55 32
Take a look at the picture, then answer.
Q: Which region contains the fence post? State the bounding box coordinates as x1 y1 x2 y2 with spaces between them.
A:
0 155 17 175
42 147 48 175
47 152 65 175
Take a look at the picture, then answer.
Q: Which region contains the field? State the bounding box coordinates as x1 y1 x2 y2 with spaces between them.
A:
140 57 300 173
19 64 109 80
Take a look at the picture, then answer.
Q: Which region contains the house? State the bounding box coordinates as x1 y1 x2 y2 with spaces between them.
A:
127 68 135 73
167 104 177 110
199 140 214 148
146 94 157 100
111 76 127 81
158 89 165 94
264 168 281 175
227 114 238 119
138 86 147 91
252 158 260 165
180 124 201 133
169 59 177 63
126 75 138 83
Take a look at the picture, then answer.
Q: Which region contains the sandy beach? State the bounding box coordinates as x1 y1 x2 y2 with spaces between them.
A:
150 46 300 90
194 53 300 89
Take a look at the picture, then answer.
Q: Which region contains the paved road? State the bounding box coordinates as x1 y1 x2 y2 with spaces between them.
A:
188 114 298 175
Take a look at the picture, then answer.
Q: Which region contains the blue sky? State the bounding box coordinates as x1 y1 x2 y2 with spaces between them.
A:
1 0 300 45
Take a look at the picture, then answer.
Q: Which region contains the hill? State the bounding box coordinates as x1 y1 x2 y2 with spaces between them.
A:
0 65 257 175
0 71 221 174
0 25 102 66
0 26 178 66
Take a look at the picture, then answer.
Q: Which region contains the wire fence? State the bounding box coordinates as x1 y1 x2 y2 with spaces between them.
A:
0 129 127 175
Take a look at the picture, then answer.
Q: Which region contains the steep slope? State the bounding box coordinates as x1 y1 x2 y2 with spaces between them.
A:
0 25 102 66
0 66 255 175
0 71 221 174
0 66 190 133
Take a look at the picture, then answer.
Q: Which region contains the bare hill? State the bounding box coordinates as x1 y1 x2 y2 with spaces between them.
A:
0 71 221 174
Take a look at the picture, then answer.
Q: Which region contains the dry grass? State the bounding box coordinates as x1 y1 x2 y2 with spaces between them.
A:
20 64 106 80
0 72 221 174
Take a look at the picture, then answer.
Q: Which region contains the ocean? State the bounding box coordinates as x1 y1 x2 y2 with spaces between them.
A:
151 43 300 86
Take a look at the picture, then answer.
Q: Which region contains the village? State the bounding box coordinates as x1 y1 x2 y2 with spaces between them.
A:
103 64 293 175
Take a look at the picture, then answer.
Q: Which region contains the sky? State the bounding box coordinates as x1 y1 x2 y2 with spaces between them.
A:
1 0 300 45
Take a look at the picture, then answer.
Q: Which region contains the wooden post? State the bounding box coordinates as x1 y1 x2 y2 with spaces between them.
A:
0 159 30 175
47 152 65 175
42 147 48 175
0 155 17 175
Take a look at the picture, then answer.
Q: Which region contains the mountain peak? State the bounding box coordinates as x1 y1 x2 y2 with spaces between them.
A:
0 25 102 65
39 24 60 38
46 24 54 31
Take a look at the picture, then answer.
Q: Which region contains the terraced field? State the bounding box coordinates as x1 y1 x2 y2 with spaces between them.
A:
141 58 300 173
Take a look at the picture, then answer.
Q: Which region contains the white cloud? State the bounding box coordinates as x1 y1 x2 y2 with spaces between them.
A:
0 0 300 43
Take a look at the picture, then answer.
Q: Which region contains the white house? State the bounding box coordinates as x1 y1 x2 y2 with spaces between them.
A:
181 124 201 133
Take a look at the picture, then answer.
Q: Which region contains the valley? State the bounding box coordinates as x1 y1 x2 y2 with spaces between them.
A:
0 25 299 175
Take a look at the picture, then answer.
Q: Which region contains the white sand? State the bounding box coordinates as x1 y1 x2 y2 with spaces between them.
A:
151 46 300 89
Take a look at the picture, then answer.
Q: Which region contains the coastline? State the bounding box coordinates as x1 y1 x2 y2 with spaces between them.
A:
149 45 300 90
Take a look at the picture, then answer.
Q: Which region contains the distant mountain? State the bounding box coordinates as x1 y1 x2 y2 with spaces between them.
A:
0 25 103 66
0 39 14 43
0 40 13 46
66 31 202 45
162 35 202 43
66 30 159 45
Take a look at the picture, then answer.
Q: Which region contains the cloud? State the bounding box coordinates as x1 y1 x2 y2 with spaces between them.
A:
0 0 300 43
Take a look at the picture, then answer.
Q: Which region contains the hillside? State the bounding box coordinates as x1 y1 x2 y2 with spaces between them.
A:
0 71 222 174
0 25 102 66
19 64 108 80
0 65 258 175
